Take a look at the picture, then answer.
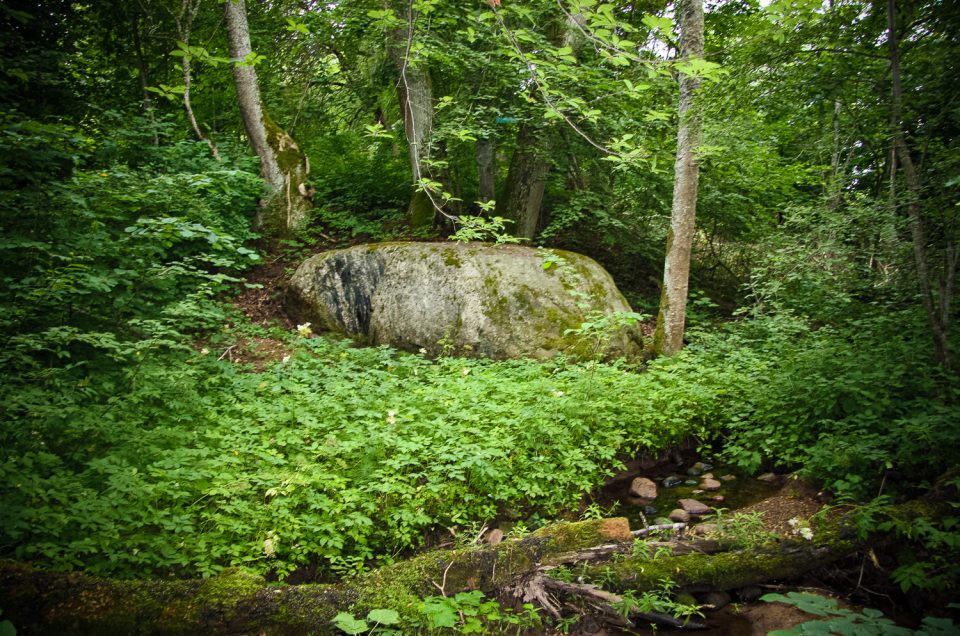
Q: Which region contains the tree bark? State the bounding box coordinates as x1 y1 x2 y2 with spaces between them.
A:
174 0 221 162
225 0 311 235
653 0 705 357
887 0 953 370
498 123 550 240
476 137 496 205
386 0 439 228
496 10 584 241
130 12 159 147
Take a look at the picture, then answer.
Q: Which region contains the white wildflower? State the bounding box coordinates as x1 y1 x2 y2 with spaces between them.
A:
296 322 312 338
386 410 397 424
554 390 565 397
799 527 814 540
461 368 471 376
263 531 278 557
419 347 427 355
281 355 291 364
200 347 210 355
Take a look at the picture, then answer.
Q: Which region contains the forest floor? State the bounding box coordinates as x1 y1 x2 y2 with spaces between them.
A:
214 255 893 635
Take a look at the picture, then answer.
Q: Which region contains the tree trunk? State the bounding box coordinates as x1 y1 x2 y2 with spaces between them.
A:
653 0 705 357
498 123 550 240
130 13 158 146
387 1 438 228
496 10 584 241
224 0 311 235
887 0 953 370
175 0 221 162
476 137 496 205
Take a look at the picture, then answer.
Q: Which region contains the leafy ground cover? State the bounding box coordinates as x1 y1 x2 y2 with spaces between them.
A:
0 328 710 580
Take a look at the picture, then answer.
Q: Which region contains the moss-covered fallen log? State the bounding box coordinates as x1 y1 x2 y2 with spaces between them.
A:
2 500 942 634
0 518 633 635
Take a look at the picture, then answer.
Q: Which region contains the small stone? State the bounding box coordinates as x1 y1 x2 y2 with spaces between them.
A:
720 474 737 482
485 528 504 545
662 475 684 488
757 472 779 483
700 590 731 610
629 477 658 500
711 495 725 503
678 498 712 515
686 466 702 477
643 505 659 516
692 489 704 494
689 522 717 537
668 509 690 523
684 479 699 486
701 472 714 479
701 478 722 491
700 462 714 472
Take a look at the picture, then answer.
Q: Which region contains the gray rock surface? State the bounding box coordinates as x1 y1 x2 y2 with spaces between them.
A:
286 242 643 359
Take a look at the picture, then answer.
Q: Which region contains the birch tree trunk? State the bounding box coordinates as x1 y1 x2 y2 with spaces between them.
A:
387 0 437 228
653 0 705 356
224 0 311 235
174 0 221 162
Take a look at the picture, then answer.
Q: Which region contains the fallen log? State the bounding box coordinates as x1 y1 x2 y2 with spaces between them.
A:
0 517 633 635
0 501 942 634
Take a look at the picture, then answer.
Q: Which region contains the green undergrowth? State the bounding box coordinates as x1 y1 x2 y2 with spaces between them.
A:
0 329 718 581
3 306 958 582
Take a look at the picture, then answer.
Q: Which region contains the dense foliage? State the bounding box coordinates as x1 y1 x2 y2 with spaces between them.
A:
0 0 957 630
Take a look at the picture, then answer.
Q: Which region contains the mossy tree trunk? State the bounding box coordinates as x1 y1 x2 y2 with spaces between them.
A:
224 0 311 236
653 0 704 356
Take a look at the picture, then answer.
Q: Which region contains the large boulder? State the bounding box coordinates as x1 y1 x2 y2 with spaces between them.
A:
285 242 643 359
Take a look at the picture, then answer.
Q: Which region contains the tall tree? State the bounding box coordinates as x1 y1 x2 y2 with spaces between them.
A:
386 0 438 228
174 0 221 161
887 0 955 370
498 123 551 239
653 0 705 356
224 0 311 235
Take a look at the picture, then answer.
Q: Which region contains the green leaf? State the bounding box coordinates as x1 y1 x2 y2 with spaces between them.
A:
367 608 400 625
332 612 368 634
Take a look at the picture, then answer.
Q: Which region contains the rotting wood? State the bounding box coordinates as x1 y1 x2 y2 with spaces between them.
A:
537 575 709 630
1 502 942 635
0 518 632 635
